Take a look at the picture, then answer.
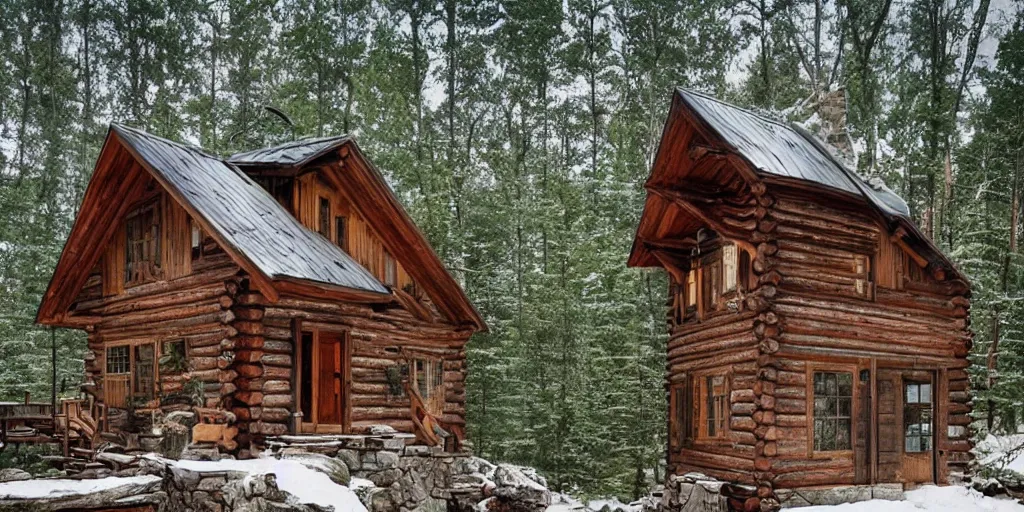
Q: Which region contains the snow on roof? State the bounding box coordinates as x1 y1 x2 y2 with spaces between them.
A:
0 475 161 500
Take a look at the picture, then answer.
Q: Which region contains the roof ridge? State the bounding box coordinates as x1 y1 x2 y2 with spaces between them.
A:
676 88 794 130
112 124 225 163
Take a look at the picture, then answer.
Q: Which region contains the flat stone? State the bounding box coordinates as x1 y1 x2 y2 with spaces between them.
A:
0 468 31 483
794 485 871 506
197 476 227 491
337 449 361 472
871 484 904 501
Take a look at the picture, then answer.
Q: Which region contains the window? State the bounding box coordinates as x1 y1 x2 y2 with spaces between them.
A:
384 251 398 287
335 216 347 251
190 220 203 260
722 244 738 293
704 375 727 437
104 343 157 407
904 382 932 453
133 344 156 399
125 199 161 284
688 373 727 440
409 358 445 401
686 270 697 307
701 259 720 313
106 346 130 374
319 197 331 237
853 255 872 298
812 371 853 451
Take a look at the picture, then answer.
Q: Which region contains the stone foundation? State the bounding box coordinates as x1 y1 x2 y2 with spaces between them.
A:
776 484 903 508
0 458 322 512
0 431 554 512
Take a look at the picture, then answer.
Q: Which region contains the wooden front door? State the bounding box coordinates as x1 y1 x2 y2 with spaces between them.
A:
876 369 935 484
317 332 346 425
298 329 350 433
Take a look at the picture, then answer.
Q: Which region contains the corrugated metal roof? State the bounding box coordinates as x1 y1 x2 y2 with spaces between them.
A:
227 135 350 168
678 88 912 219
113 125 388 295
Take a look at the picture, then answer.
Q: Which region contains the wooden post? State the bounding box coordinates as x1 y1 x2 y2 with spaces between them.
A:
51 327 58 411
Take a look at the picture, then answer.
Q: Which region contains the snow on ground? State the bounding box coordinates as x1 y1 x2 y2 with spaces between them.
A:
0 474 161 499
151 454 368 512
800 486 1024 512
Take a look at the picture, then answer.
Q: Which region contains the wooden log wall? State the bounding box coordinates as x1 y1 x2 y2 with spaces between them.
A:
768 186 973 487
294 171 413 289
749 189 782 502
259 297 471 438
71 237 241 415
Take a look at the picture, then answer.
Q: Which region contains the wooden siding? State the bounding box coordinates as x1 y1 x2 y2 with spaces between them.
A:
294 171 412 290
768 187 971 488
100 190 194 297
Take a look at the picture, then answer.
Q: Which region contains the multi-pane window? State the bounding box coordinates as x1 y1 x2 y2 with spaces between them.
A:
705 375 727 437
335 216 347 251
410 358 445 400
813 371 853 451
125 199 161 284
853 255 872 298
106 346 130 374
676 243 748 324
686 373 727 440
904 382 933 453
319 197 331 237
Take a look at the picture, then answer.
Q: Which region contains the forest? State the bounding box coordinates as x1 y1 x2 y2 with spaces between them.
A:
0 0 1022 500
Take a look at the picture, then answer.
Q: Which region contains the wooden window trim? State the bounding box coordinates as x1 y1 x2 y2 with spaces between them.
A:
806 363 858 458
687 369 729 444
903 380 933 454
103 340 160 407
669 378 689 451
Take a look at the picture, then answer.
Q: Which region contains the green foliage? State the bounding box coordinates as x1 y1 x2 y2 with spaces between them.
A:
0 0 1018 500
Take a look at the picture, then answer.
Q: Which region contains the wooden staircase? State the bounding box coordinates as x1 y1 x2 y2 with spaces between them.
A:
407 385 463 452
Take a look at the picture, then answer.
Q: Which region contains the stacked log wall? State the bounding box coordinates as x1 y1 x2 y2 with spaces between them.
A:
769 188 973 487
71 243 241 412
667 311 759 484
261 297 471 435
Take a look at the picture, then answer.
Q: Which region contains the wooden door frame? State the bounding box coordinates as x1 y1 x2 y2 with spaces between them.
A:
872 364 938 486
102 340 160 407
293 319 351 434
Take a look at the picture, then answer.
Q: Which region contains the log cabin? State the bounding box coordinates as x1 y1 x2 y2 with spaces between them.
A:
628 90 973 505
36 125 486 453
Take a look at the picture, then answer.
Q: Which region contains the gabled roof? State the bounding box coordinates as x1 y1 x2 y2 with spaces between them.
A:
629 89 963 283
228 135 351 168
38 126 485 331
114 126 387 294
229 136 487 332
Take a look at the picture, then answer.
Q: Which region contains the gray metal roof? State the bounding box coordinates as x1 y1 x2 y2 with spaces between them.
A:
678 88 912 219
227 135 350 168
113 125 388 295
